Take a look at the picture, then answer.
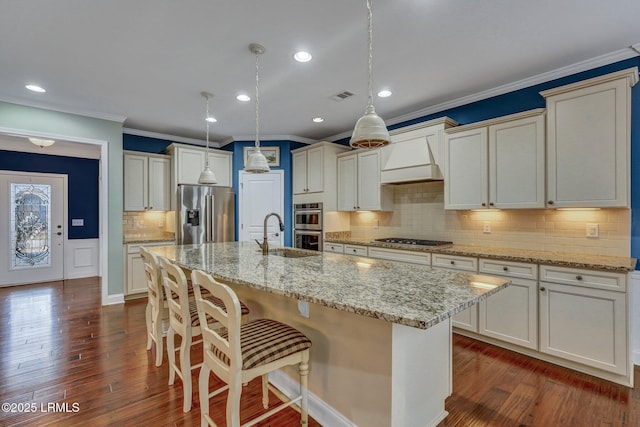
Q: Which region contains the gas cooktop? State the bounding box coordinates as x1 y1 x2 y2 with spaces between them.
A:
373 238 453 247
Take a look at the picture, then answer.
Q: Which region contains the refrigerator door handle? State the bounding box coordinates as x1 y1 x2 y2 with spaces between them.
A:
205 194 213 242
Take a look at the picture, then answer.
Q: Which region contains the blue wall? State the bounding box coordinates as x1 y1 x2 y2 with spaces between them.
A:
123 134 174 153
0 150 99 239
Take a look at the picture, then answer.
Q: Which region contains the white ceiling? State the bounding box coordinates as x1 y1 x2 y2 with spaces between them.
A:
1 0 639 146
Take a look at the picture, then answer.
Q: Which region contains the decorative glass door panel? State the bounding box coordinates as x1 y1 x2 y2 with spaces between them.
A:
10 183 52 269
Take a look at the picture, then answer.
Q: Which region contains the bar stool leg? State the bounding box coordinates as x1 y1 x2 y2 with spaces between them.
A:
226 376 242 427
199 363 211 427
180 336 192 412
261 374 269 409
299 352 310 425
167 327 176 385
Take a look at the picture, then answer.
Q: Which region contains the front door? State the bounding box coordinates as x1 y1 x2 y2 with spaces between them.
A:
239 170 284 246
0 171 66 286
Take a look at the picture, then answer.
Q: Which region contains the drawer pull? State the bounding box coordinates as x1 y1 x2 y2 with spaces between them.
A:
576 275 583 281
450 260 455 265
540 287 546 292
502 266 508 271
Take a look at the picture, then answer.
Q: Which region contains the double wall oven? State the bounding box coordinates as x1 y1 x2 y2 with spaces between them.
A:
294 203 323 252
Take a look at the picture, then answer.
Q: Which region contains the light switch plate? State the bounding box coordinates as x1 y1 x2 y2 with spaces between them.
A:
586 223 599 238
71 218 84 227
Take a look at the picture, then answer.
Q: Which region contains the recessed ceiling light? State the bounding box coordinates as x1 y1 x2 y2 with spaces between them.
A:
25 84 46 93
205 116 217 123
377 90 392 98
236 94 251 102
294 51 312 62
312 117 324 123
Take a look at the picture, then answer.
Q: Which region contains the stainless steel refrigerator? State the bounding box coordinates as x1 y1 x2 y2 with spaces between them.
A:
177 184 235 245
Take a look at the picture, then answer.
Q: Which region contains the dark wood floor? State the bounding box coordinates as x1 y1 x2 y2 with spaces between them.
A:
1 278 639 426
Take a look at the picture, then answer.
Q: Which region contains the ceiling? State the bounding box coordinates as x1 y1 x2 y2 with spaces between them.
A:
1 0 640 147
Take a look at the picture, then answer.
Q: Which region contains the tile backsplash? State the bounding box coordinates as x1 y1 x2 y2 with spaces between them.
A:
123 211 175 240
347 181 630 257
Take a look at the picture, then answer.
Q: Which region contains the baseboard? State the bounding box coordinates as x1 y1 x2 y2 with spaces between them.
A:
268 369 355 427
103 293 124 306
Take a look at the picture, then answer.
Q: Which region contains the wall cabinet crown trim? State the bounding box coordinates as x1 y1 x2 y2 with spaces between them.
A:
539 66 638 98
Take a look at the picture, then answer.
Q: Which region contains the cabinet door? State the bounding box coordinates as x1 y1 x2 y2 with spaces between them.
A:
452 306 478 333
208 151 232 187
479 277 538 349
444 128 488 209
337 155 358 211
306 146 324 193
489 114 545 208
126 252 147 295
124 154 148 211
545 78 629 207
177 147 206 185
539 281 627 375
357 150 382 210
148 157 170 211
292 151 308 194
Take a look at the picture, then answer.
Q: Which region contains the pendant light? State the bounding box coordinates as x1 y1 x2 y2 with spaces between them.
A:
350 0 390 149
244 43 270 173
197 91 218 185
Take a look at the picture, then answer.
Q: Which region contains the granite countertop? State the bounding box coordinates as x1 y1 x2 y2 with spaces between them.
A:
325 238 637 272
148 242 510 330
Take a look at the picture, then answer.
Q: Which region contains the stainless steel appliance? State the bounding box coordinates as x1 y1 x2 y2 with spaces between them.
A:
177 184 235 245
373 237 453 247
294 203 323 251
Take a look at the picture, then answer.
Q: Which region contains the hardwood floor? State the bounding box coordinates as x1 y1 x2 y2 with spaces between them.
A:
1 278 639 426
0 278 320 427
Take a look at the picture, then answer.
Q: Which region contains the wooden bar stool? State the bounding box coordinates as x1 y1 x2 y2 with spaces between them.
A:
159 257 250 412
140 246 169 367
191 269 312 427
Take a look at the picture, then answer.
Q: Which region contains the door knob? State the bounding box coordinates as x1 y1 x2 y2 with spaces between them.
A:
57 232 62 236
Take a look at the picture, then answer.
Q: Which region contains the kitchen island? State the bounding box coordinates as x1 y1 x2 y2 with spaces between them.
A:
150 242 510 427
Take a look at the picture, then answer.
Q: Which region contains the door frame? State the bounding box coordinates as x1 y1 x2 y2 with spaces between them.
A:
0 170 68 285
0 126 111 305
238 169 285 245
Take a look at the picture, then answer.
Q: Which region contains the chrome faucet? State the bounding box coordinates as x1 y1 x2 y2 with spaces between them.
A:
255 212 285 255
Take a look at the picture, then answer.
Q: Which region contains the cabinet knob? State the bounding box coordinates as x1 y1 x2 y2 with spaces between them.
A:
353 206 357 210
576 275 583 281
481 203 486 207
503 266 508 271
352 249 357 253
489 202 494 206
450 260 455 265
540 287 546 292
548 200 554 205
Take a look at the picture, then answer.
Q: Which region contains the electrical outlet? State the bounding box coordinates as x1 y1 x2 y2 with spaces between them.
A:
586 223 599 238
483 221 491 234
297 300 310 318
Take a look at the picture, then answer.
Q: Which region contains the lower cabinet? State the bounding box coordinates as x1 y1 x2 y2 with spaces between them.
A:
343 244 368 256
539 280 628 375
324 243 345 253
125 241 174 297
367 247 431 265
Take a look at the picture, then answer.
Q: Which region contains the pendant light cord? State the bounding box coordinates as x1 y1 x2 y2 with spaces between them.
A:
255 51 261 150
367 0 374 107
204 95 210 167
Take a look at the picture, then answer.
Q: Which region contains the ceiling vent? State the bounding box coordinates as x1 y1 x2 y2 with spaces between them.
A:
330 90 355 102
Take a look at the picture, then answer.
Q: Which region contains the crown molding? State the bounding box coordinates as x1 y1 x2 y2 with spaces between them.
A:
0 96 127 123
122 127 221 148
325 45 640 142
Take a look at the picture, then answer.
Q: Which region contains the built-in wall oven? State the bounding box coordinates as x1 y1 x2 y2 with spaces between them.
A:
294 203 323 251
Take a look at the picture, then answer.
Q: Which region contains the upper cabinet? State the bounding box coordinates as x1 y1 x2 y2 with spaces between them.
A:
165 143 233 188
123 151 171 211
444 109 545 210
541 68 637 208
381 117 457 184
291 142 349 210
337 149 393 212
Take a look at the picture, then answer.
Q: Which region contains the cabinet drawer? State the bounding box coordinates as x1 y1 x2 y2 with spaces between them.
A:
539 265 626 292
344 244 368 256
432 253 478 272
368 247 431 265
479 258 537 280
324 243 344 253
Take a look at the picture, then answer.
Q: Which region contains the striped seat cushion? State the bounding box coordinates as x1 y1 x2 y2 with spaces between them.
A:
187 296 250 327
212 319 312 370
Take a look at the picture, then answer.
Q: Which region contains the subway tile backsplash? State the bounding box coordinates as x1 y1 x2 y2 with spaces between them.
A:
123 211 175 240
348 182 630 257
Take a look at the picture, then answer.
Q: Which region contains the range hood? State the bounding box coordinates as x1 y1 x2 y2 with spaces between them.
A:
380 117 456 184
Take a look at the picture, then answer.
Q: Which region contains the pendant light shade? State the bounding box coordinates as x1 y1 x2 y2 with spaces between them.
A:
350 0 390 149
244 43 270 173
198 91 218 185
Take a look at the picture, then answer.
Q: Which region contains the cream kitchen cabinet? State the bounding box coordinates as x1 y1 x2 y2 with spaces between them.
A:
538 265 629 376
165 143 232 188
367 247 431 265
540 68 637 208
125 241 175 297
444 109 545 210
124 152 171 211
431 253 479 332
292 142 349 210
343 244 368 256
337 149 393 212
478 258 538 350
324 242 345 253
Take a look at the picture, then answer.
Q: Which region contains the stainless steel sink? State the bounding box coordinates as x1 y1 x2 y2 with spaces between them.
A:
267 248 319 258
